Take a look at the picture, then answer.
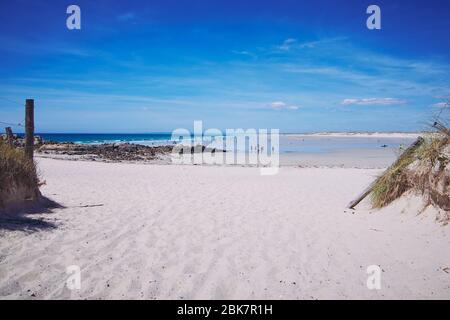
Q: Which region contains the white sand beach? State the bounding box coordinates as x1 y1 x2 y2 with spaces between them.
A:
0 158 449 299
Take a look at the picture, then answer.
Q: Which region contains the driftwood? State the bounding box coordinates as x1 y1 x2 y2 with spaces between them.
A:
346 136 425 209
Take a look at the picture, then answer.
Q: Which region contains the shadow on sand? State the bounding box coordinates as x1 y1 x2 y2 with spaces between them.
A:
0 197 65 232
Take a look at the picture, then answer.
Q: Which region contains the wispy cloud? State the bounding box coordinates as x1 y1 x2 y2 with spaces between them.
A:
231 50 257 58
269 101 299 110
431 102 449 108
277 38 297 51
341 98 407 106
275 37 347 53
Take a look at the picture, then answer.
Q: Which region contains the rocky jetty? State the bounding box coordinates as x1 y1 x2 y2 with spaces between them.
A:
37 141 224 162
0 133 226 163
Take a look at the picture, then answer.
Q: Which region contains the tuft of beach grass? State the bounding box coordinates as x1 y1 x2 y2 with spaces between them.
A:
0 140 41 207
370 131 449 211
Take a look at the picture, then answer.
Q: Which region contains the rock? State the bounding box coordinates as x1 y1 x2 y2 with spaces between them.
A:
36 141 225 163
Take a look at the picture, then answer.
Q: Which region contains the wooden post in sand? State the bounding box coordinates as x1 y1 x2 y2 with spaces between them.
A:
5 126 14 147
25 99 34 160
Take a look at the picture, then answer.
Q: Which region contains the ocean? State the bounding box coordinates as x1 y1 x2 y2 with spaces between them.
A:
34 133 173 144
29 133 418 155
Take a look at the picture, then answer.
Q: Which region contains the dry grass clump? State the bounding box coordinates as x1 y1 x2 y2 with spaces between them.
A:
370 132 449 211
0 141 40 208
413 134 449 211
416 134 448 165
370 138 421 208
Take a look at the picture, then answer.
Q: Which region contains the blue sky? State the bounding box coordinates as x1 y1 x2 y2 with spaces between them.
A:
0 0 449 133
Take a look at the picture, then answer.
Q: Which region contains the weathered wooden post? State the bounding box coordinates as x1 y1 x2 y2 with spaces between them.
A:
5 126 14 147
25 99 34 160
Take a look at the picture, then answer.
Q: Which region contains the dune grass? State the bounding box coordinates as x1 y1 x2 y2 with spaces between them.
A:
416 134 448 165
0 140 40 207
370 139 420 208
370 133 449 209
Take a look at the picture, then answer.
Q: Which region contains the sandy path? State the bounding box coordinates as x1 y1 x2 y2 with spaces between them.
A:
0 158 449 299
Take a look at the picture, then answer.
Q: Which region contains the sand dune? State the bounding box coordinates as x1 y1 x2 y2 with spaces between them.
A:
0 158 449 299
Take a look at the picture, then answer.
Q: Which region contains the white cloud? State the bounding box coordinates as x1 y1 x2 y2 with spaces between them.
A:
270 101 286 109
231 50 256 58
277 38 297 51
269 101 299 110
432 102 449 108
275 37 346 53
341 98 407 106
